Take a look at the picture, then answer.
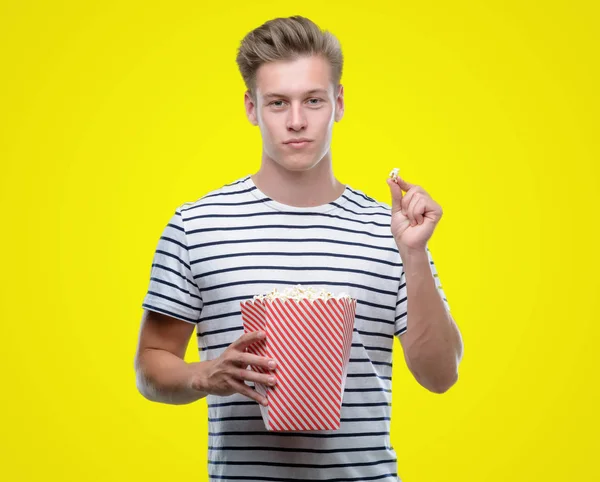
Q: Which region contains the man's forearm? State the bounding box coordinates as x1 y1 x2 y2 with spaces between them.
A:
399 248 463 393
135 348 208 405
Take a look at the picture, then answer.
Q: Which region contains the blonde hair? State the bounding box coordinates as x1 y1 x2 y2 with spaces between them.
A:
236 16 343 97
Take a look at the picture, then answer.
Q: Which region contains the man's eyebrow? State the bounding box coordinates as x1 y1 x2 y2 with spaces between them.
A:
263 89 329 99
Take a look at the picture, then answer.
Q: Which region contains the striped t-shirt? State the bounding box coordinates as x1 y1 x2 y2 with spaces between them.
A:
142 174 449 482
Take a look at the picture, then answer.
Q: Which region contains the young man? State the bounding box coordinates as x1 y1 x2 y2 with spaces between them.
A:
135 16 463 482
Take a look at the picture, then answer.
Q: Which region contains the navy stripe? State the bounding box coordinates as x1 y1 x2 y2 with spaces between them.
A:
353 343 393 353
187 223 393 240
349 358 393 368
142 303 198 323
347 374 393 381
343 194 390 212
150 277 202 301
200 279 397 297
209 416 262 422
208 472 398 481
167 222 184 232
347 187 380 204
192 250 402 268
331 201 391 218
395 312 407 321
196 265 398 282
209 458 396 469
356 315 394 326
200 325 242 336
146 290 200 312
155 248 191 271
208 445 389 454
159 235 187 251
200 310 241 323
203 295 251 307
151 263 198 292
395 326 407 336
343 402 391 407
188 237 399 255
342 417 391 422
186 210 389 228
182 198 270 213
358 299 396 312
356 329 394 339
396 295 407 306
224 177 250 187
201 342 231 351
208 431 389 438
345 388 392 393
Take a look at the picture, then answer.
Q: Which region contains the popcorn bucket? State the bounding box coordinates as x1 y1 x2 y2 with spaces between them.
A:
240 287 356 431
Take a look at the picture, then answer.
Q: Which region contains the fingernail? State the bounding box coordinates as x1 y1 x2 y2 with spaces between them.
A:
268 360 276 369
258 331 266 338
262 399 268 406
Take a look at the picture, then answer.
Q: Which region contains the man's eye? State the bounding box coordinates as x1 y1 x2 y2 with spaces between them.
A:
307 98 322 105
270 100 285 107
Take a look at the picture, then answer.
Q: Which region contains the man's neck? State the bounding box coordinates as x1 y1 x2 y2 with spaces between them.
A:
252 155 346 208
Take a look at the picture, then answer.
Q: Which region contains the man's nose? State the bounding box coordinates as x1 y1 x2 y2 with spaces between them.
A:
286 104 307 131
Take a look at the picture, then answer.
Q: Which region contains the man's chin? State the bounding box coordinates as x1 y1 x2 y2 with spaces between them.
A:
276 155 323 172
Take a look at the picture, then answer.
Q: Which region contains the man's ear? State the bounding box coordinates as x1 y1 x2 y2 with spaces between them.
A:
334 84 345 122
244 90 259 126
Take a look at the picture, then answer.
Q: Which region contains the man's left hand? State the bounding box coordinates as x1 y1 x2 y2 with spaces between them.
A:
386 175 443 252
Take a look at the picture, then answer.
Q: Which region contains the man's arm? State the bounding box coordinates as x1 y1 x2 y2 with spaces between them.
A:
134 309 278 405
398 247 463 394
134 309 207 405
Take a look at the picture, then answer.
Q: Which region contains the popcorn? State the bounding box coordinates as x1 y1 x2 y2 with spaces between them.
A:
389 167 400 182
241 286 357 431
253 285 351 302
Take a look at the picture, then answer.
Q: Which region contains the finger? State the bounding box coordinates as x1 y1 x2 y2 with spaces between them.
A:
402 189 419 223
230 330 266 352
407 193 425 226
386 178 403 216
395 176 415 193
238 353 277 371
410 195 426 225
236 366 277 387
229 379 268 406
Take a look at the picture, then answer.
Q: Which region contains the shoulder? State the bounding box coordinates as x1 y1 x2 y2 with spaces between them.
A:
173 175 253 219
343 185 392 216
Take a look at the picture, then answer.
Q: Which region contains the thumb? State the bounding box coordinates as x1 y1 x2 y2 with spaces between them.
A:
386 178 403 215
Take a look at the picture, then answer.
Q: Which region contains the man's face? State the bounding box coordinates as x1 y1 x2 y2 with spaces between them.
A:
245 55 344 172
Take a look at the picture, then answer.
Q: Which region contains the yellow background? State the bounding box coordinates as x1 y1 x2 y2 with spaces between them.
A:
1 1 598 481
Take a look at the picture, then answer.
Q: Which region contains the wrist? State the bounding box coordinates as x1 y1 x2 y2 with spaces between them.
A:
188 360 209 393
398 245 428 262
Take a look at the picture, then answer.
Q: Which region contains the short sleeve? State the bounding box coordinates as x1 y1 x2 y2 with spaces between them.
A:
394 248 450 337
142 207 203 324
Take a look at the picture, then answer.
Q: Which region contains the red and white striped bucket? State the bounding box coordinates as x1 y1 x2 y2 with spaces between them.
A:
240 296 356 431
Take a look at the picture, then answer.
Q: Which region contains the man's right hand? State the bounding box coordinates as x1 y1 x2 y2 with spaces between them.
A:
189 331 277 406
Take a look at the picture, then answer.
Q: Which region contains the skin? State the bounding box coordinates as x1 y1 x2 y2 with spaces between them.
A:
244 55 346 207
134 54 463 407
